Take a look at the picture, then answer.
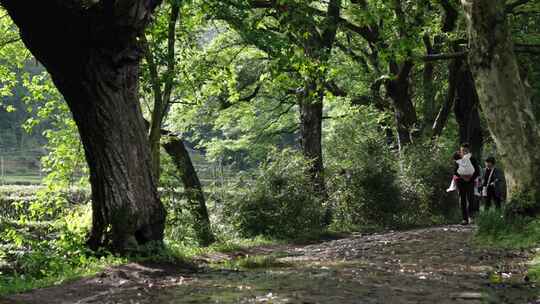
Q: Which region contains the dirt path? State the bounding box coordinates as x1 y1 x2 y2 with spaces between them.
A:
1 225 538 304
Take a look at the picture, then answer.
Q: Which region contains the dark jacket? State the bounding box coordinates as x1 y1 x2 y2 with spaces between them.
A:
454 155 480 182
482 167 503 197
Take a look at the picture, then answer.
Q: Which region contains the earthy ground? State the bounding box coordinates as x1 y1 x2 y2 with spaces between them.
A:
1 225 538 304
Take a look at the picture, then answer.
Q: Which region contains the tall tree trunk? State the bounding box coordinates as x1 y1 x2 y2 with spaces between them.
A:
296 0 340 196
386 61 417 150
462 0 540 213
299 84 325 192
422 34 440 131
454 62 483 158
2 0 167 251
142 3 214 244
432 57 460 139
144 2 179 181
163 135 215 246
63 61 165 251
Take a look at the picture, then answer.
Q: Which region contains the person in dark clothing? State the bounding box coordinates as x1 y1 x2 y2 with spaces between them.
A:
454 143 480 225
482 156 503 210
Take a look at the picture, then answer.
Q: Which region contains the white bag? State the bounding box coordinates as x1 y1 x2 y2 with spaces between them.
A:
456 154 475 176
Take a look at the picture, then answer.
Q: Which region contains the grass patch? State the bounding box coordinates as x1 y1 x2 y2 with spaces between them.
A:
166 235 281 258
0 238 286 296
235 254 291 269
475 209 540 249
475 209 540 283
0 255 125 296
218 253 292 270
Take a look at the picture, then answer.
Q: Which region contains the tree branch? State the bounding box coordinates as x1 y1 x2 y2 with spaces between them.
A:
515 48 540 55
423 51 468 61
325 80 347 97
335 41 369 70
515 43 540 48
160 2 180 121
397 60 414 83
140 34 162 115
439 0 458 32
238 84 262 102
0 36 20 49
432 57 463 138
505 0 531 13
321 0 341 50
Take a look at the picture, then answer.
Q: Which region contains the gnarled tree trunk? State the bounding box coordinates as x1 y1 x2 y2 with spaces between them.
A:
462 0 540 214
2 0 166 251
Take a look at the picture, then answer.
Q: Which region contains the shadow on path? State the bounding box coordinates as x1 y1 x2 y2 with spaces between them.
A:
1 225 538 304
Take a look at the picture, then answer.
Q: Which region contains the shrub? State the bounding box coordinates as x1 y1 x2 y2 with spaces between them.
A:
504 189 540 217
328 137 402 230
325 105 460 230
158 152 200 246
225 148 323 238
0 185 90 220
0 204 98 280
325 106 409 230
398 142 460 224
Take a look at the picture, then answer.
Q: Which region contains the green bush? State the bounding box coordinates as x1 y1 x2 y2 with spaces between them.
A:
0 204 121 294
159 151 203 246
325 106 460 230
226 149 323 238
328 138 403 230
504 189 540 216
325 106 402 230
0 186 90 220
399 142 460 224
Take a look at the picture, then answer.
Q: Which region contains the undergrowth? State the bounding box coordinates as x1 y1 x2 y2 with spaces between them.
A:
475 209 540 282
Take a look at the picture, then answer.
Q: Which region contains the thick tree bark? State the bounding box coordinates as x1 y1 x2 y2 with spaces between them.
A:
2 0 166 251
162 135 215 246
454 62 483 158
462 0 540 213
385 61 418 150
299 85 325 192
296 0 340 195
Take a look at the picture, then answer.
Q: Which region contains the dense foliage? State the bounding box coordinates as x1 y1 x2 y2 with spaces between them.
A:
225 149 323 238
1 0 540 295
